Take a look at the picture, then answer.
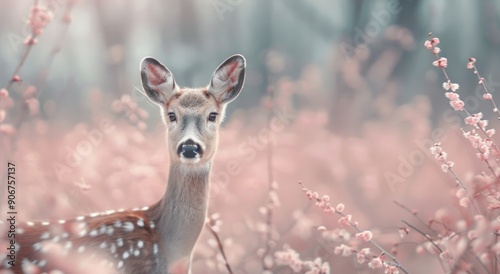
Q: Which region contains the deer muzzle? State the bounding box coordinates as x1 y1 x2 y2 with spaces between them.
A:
178 139 202 159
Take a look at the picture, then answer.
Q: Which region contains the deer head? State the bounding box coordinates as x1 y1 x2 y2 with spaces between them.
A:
140 55 246 166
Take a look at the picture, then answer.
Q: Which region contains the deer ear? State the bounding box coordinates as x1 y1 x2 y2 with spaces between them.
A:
140 57 177 105
209 54 246 104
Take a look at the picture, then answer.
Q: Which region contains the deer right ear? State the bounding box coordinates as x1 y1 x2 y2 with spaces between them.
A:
140 57 177 105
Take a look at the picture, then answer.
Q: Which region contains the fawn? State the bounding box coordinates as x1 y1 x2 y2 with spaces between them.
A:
1 54 246 274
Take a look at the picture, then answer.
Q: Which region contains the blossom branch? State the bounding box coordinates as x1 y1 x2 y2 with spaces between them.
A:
206 215 234 274
298 181 409 274
425 34 499 174
467 58 500 120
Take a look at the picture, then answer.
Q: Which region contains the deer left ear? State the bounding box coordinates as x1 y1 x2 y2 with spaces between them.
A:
209 54 246 104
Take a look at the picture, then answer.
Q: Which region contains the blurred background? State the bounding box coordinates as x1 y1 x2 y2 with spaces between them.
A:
2 0 500 273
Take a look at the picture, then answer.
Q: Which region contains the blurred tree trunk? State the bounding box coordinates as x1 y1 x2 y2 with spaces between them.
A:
92 0 133 96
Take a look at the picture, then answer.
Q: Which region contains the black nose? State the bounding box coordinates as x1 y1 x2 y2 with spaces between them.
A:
179 139 201 159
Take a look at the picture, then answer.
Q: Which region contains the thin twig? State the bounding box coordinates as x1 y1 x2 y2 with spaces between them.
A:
2 0 39 91
394 200 437 236
206 223 234 274
401 220 443 254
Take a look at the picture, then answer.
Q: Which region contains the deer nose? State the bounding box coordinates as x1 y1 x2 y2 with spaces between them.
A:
178 139 201 159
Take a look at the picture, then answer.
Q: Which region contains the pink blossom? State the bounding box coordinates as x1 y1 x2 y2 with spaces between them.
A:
0 124 16 136
445 92 459 100
321 195 330 203
432 57 448 68
12 75 21 82
442 81 459 91
433 47 441 54
385 265 400 274
324 206 334 214
399 228 408 238
424 37 440 50
0 88 8 98
368 257 383 269
429 144 443 155
63 14 72 24
464 114 481 126
275 247 303 272
478 120 488 129
356 252 367 264
456 188 466 199
467 62 474 69
424 40 433 50
0 110 5 123
486 129 495 137
449 99 464 111
338 215 352 227
28 6 53 35
334 244 352 257
459 197 471 208
483 93 492 100
23 35 37 45
355 230 373 241
336 203 345 213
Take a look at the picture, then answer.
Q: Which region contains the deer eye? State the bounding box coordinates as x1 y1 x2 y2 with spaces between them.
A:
208 112 218 122
168 112 176 122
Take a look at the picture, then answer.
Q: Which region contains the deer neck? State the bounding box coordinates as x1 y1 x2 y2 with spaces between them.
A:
154 161 211 264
